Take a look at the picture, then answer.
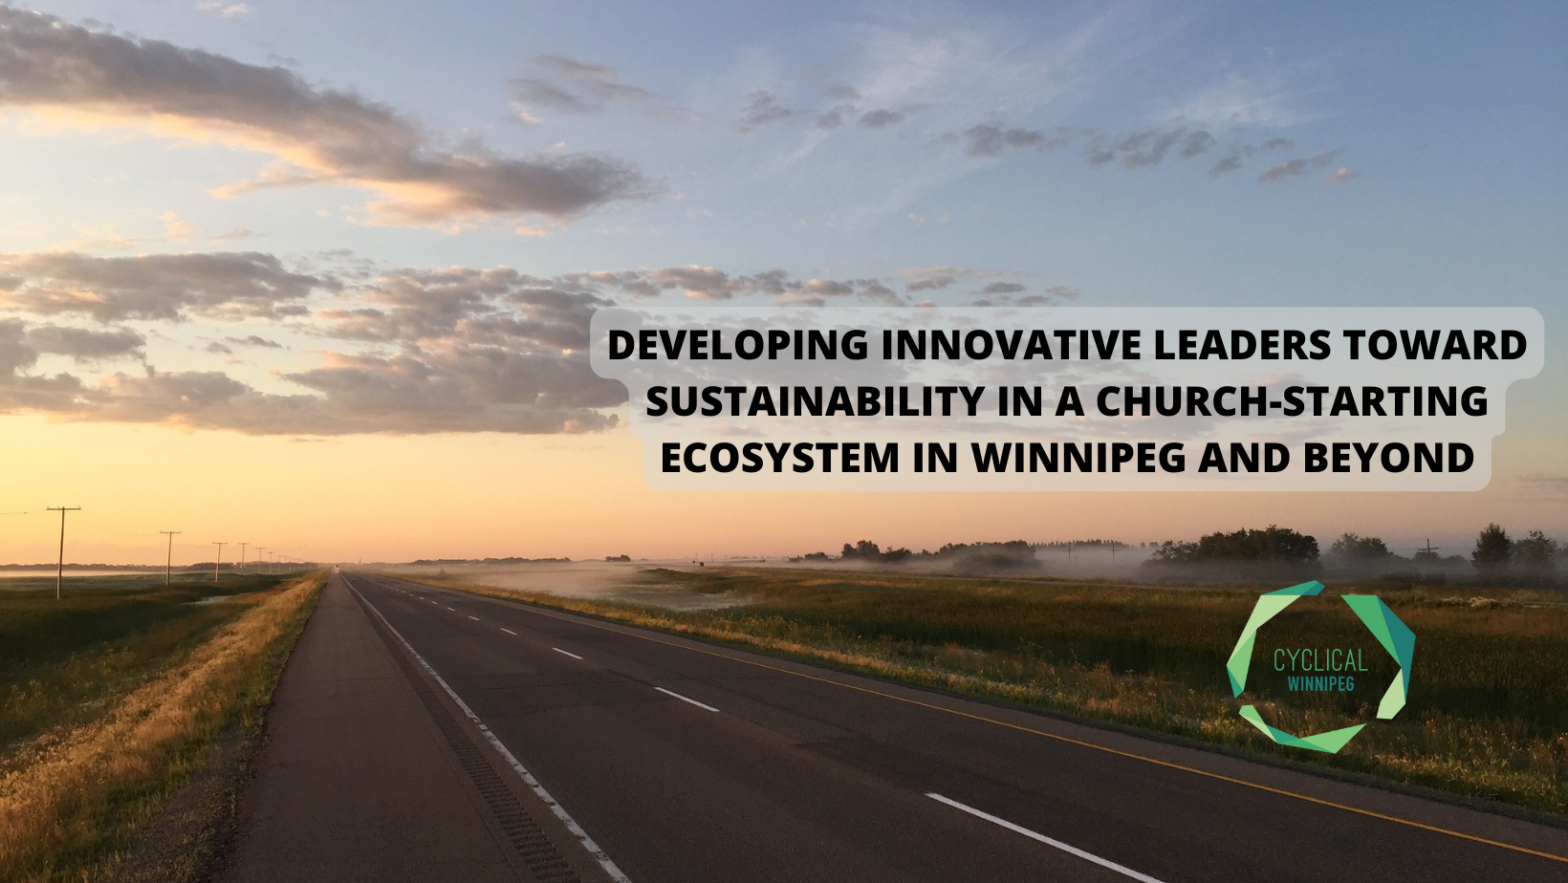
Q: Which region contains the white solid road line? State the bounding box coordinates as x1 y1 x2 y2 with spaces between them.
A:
654 686 720 713
500 627 518 636
926 793 1167 883
553 647 584 660
345 576 633 883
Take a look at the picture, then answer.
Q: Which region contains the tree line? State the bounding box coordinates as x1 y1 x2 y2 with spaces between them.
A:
794 523 1560 581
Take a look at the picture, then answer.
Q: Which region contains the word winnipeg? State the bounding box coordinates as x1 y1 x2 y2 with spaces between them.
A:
1276 647 1370 693
659 441 1474 474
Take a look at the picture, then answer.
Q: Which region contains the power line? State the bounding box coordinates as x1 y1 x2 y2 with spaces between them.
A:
45 506 81 601
160 530 182 586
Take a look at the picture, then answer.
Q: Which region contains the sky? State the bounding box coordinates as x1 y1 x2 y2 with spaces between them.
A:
0 0 1562 565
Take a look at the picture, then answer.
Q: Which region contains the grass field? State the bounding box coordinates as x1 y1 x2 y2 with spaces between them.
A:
0 574 286 760
0 571 324 882
409 566 1568 818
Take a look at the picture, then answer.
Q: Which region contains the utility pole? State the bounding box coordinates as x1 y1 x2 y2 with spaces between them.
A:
238 542 248 575
46 506 80 600
160 530 181 586
213 542 226 584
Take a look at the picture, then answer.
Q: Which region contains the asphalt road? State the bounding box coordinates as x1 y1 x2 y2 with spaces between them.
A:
227 572 1568 882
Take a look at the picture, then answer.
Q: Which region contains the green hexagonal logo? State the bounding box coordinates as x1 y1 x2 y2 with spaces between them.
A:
1226 580 1415 753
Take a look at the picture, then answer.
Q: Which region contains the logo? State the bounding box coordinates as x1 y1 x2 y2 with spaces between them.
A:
1225 580 1415 753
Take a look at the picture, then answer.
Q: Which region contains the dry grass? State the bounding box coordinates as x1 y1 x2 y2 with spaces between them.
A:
0 572 325 882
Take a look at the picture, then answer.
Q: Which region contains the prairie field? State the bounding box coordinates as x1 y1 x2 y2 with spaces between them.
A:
409 565 1568 818
0 571 324 882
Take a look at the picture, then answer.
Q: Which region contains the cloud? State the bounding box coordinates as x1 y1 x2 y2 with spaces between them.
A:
0 320 88 410
0 279 623 435
1208 154 1246 177
0 9 653 227
227 334 283 348
815 106 853 130
509 56 656 116
1179 131 1216 158
858 109 905 129
275 347 620 434
319 265 608 346
964 125 1064 157
1519 474 1568 499
0 251 1056 435
26 325 144 361
962 121 1314 185
648 266 744 301
853 280 903 306
647 106 704 125
1258 149 1344 183
1163 73 1311 129
160 212 197 240
803 279 853 296
196 2 249 19
970 282 1076 307
736 91 794 133
576 266 840 303
900 266 993 292
1324 166 1358 184
1209 139 1311 179
0 251 334 321
1117 128 1191 168
1081 139 1116 166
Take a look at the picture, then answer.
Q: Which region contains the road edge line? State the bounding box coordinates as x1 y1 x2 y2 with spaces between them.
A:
345 576 633 883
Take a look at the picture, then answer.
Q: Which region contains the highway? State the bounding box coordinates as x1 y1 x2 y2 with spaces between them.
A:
224 572 1568 882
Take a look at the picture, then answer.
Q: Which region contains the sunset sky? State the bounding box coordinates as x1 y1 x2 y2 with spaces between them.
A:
0 1 1562 565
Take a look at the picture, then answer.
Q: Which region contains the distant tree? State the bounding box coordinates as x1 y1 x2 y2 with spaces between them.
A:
1193 525 1318 563
1330 533 1391 561
1144 526 1318 568
802 551 829 561
1147 540 1198 564
1471 523 1513 571
1515 530 1559 571
841 540 882 560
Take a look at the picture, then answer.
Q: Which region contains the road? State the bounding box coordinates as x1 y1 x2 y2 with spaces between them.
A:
224 572 1568 882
